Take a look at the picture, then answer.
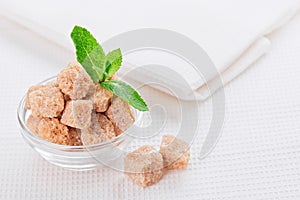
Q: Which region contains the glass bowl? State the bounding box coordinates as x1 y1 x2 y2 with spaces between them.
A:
17 76 139 171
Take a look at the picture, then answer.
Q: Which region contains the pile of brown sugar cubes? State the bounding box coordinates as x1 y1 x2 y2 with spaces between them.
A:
25 62 134 146
25 62 190 187
124 135 190 187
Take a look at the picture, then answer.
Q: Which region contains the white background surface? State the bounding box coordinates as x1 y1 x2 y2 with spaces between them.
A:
0 9 300 200
2 0 299 100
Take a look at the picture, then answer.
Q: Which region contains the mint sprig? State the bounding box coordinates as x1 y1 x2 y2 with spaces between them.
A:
70 25 149 112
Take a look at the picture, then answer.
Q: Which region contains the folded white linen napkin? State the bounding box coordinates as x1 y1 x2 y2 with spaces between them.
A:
1 0 299 100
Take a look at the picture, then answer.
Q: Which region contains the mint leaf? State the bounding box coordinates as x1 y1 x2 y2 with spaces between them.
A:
70 26 148 112
104 48 122 80
71 25 105 82
101 80 149 111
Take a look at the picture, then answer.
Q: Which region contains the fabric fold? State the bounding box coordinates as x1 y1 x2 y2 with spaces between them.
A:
0 0 299 100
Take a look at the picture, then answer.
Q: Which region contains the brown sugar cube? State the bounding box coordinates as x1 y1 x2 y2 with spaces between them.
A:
63 94 71 102
60 100 93 129
68 128 83 146
159 135 190 170
92 84 113 112
25 85 46 110
80 113 116 145
26 80 60 110
26 115 42 134
46 80 59 87
36 118 70 145
124 145 164 187
57 62 95 100
110 75 118 80
28 85 64 118
105 97 135 135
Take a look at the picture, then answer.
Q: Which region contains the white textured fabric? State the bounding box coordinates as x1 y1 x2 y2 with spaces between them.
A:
0 0 299 100
0 8 300 200
0 11 300 200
